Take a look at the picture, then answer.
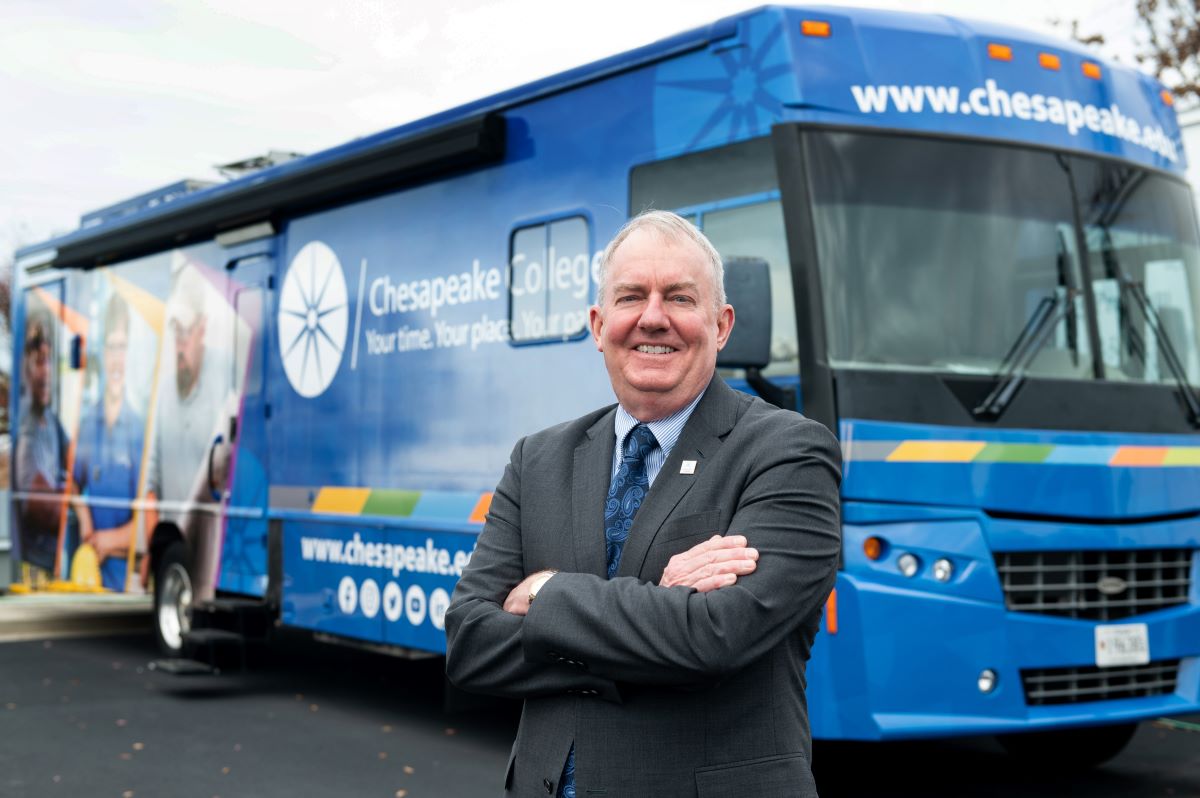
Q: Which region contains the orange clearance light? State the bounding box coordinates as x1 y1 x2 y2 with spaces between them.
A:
987 43 1013 62
1039 52 1061 71
1082 61 1102 80
863 536 885 561
801 19 831 37
1162 89 1175 106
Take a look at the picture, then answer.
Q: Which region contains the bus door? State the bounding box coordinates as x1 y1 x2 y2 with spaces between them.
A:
215 252 273 597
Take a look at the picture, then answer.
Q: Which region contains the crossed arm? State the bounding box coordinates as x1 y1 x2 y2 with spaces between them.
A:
444 418 841 697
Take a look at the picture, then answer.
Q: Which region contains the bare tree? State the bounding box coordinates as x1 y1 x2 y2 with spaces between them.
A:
1136 0 1200 103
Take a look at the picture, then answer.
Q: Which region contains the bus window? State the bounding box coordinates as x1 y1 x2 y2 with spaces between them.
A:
630 138 797 378
702 200 797 377
1075 161 1200 386
509 216 591 343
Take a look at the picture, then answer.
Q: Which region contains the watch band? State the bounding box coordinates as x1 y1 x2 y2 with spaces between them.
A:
527 570 558 605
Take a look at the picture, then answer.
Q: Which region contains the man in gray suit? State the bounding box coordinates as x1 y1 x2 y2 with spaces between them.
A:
446 210 842 797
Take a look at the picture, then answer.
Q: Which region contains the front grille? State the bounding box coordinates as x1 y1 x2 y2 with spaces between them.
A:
995 549 1193 621
1022 660 1180 706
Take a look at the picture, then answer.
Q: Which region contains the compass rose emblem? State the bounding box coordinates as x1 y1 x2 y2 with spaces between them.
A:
278 241 348 398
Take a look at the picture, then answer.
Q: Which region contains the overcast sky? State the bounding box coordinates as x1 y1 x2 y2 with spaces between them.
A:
2 0 1144 260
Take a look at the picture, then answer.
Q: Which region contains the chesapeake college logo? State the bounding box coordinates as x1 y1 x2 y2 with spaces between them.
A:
279 240 349 398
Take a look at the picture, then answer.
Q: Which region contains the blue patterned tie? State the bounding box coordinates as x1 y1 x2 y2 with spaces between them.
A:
559 424 658 798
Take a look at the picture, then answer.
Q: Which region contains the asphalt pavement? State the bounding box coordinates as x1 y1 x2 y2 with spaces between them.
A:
1 596 1198 797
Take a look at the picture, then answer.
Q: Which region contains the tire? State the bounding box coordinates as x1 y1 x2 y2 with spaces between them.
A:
153 541 193 657
998 722 1138 770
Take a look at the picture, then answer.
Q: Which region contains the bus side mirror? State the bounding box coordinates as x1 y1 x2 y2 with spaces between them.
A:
717 257 772 370
69 334 85 370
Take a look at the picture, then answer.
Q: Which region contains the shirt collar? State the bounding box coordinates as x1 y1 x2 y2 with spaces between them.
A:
614 388 706 459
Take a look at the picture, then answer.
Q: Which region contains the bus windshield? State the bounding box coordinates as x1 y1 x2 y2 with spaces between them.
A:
806 130 1200 388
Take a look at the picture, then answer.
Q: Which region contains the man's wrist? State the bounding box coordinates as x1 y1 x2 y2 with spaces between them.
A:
527 570 558 606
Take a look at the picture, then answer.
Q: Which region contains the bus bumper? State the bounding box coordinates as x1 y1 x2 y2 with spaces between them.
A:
809 569 1200 741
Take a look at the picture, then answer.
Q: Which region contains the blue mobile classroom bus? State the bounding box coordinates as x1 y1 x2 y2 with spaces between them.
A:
10 5 1200 765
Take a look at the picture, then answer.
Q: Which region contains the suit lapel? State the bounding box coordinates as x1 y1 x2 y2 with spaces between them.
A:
617 377 745 579
573 408 616 578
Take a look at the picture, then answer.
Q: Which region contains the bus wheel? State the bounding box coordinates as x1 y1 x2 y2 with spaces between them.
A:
997 722 1138 770
154 541 193 657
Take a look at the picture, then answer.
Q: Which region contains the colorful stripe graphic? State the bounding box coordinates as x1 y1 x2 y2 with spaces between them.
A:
274 486 492 522
846 441 1200 467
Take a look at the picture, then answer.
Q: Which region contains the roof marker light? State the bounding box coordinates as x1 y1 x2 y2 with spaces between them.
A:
1039 53 1061 71
1162 90 1175 106
801 20 831 37
987 43 1012 62
1082 62 1102 80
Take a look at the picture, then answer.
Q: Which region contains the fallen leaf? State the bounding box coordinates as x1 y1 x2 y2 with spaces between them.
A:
381 724 393 733
116 719 128 727
309 704 319 712
444 728 456 736
403 765 414 775
133 743 145 751
395 791 408 798
378 752 388 760
122 791 133 797
119 753 132 761
221 766 231 775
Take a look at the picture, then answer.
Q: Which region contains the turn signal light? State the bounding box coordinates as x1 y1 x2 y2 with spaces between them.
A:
863 536 885 561
801 20 831 37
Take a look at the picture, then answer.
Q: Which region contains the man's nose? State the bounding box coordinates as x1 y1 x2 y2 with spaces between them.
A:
637 293 670 330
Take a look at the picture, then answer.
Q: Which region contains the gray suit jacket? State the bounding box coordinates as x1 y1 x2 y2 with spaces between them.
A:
445 375 842 797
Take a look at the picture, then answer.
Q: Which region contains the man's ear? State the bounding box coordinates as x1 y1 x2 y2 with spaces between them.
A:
714 304 735 350
589 305 605 352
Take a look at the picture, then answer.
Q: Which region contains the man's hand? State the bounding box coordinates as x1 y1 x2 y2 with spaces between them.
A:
503 570 557 616
659 535 758 592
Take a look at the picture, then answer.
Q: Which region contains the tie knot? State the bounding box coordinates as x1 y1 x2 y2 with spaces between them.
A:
623 424 658 462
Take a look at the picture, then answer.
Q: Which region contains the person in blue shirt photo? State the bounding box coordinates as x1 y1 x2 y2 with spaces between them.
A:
72 293 146 591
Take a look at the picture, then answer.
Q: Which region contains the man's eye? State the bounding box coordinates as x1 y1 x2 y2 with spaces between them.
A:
670 295 695 304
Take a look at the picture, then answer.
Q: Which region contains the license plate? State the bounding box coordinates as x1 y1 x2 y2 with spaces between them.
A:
1095 623 1150 668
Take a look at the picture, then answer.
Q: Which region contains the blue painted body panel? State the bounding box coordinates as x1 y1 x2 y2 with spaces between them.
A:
11 5 1198 743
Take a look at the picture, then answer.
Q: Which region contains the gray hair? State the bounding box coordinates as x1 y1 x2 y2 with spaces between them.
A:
596 210 726 310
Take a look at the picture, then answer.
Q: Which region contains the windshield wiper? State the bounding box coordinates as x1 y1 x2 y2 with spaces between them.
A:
1119 274 1200 426
974 291 1073 419
1099 229 1200 427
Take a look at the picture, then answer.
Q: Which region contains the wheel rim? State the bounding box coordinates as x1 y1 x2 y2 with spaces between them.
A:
158 562 192 652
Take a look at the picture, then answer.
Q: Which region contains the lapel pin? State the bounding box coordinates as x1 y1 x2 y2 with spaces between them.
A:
680 460 697 475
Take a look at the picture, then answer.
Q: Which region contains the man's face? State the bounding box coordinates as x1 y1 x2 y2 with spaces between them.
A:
104 326 128 404
589 228 734 421
24 329 51 413
171 315 205 398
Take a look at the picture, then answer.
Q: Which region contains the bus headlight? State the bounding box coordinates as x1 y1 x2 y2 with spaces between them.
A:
932 558 954 583
897 553 920 578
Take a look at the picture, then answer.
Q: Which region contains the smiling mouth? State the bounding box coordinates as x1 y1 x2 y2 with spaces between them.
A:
635 345 676 354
